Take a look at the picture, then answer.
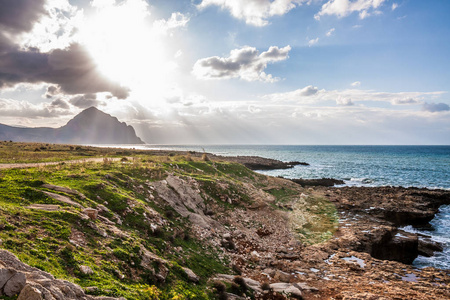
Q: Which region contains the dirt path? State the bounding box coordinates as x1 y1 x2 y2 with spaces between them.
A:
0 157 123 170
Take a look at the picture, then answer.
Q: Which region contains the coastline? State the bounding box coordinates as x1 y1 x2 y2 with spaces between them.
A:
0 142 448 299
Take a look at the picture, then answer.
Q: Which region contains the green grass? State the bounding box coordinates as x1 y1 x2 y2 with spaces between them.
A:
0 142 340 299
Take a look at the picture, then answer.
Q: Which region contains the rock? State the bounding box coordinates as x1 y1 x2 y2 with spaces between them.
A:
250 251 260 262
41 184 86 199
371 231 418 264
0 268 16 289
291 178 345 187
182 267 199 283
3 271 26 296
17 284 42 300
418 237 444 257
274 270 292 283
270 282 302 299
83 208 98 220
79 265 94 275
42 191 83 208
293 282 319 292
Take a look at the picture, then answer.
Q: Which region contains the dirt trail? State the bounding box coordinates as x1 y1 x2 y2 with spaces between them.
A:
0 157 122 170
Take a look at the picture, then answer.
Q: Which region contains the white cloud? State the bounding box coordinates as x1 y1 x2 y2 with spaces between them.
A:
326 28 335 37
308 37 319 46
197 0 309 27
315 0 387 20
264 86 446 105
392 3 398 10
336 96 354 106
351 81 361 87
192 45 291 82
0 98 73 119
154 12 190 34
18 0 84 52
391 98 420 105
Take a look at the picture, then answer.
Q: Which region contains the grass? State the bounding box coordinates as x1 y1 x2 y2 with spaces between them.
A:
0 142 340 299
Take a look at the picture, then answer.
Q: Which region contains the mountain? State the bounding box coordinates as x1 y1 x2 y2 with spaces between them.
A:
0 107 145 144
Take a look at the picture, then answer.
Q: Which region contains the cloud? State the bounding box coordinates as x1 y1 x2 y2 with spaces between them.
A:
326 28 335 37
336 96 354 106
308 37 319 46
197 0 309 27
50 98 70 109
193 45 291 82
392 3 398 10
264 86 446 105
351 81 361 87
0 0 130 99
0 0 47 34
0 97 73 119
422 102 450 113
154 12 190 34
69 94 105 109
391 98 420 105
0 44 130 99
315 0 387 20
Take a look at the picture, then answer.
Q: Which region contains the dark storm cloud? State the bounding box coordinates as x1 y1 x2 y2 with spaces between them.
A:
50 98 70 109
0 0 47 33
422 102 450 113
0 44 130 99
69 93 104 109
0 0 130 99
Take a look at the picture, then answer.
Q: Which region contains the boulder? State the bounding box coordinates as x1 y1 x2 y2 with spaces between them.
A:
17 284 43 300
0 268 16 289
79 265 94 275
182 267 199 283
83 208 98 220
274 270 292 283
270 282 302 299
3 271 26 296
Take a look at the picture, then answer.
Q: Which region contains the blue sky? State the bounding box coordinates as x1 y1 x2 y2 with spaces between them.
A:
0 0 449 144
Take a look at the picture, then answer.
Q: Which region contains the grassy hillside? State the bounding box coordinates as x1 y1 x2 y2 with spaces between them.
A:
0 143 338 299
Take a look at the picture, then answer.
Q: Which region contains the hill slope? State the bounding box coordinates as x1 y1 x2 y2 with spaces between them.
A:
0 107 144 144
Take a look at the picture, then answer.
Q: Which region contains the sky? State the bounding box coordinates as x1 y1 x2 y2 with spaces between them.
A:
0 0 449 145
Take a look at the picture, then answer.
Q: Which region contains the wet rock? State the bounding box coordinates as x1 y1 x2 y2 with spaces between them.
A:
371 231 418 264
291 178 345 187
418 236 444 257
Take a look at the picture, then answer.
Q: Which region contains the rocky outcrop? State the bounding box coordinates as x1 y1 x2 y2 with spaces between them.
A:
291 178 345 187
215 156 308 170
0 250 125 299
324 186 450 264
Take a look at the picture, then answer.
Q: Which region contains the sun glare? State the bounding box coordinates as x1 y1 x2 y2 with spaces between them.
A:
80 0 172 103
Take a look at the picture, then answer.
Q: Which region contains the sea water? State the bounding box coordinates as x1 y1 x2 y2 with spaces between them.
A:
128 145 450 269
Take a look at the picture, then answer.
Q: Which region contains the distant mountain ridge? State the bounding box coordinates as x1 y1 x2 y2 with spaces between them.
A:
0 107 145 144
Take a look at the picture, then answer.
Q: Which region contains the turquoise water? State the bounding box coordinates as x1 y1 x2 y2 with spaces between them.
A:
130 144 450 269
144 145 450 190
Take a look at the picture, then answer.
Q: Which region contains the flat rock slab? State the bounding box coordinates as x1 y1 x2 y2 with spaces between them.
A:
25 204 60 211
42 184 86 199
42 191 83 208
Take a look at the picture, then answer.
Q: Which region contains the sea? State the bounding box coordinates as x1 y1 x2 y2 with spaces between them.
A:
109 145 450 269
